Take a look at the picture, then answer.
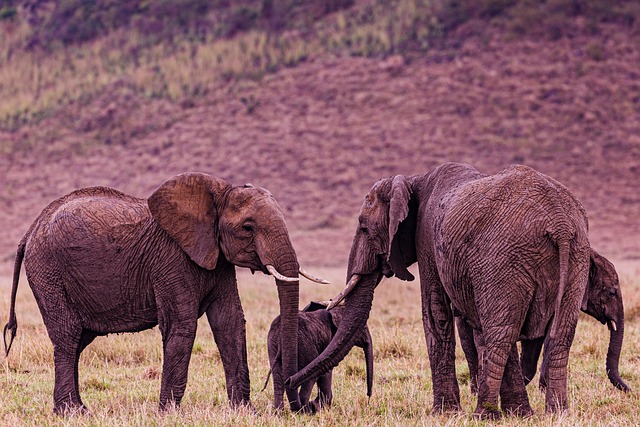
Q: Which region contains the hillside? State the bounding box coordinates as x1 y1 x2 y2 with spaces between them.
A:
1 2 640 276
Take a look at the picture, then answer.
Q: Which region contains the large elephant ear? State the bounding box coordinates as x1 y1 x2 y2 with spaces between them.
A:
148 173 231 270
387 175 416 281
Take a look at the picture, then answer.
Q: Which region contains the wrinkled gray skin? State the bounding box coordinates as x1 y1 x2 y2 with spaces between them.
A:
288 163 592 419
458 248 629 396
265 301 373 413
3 173 306 414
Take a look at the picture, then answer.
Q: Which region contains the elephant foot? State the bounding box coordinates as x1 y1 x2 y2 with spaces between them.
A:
473 402 502 420
501 402 534 418
431 399 461 415
545 398 568 414
158 400 181 413
53 402 89 416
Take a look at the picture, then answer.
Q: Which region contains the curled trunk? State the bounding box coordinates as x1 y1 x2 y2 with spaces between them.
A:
287 274 377 390
606 297 629 392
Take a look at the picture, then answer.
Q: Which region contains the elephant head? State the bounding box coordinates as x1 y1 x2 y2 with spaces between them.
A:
521 249 630 393
288 176 414 389
581 249 629 392
148 173 326 410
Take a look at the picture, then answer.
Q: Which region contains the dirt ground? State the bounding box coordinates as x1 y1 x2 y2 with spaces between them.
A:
1 22 639 277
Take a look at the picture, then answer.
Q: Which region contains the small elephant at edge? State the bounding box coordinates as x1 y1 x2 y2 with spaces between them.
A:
3 173 328 414
264 301 373 412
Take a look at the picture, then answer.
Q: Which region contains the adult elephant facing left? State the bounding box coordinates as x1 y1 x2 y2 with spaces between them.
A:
3 173 325 414
289 163 591 418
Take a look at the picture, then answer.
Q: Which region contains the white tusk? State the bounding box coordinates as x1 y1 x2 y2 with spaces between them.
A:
327 274 361 310
610 320 617 332
298 268 331 284
266 265 298 282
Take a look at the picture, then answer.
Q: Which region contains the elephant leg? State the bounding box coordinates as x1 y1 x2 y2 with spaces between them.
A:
499 344 533 417
270 357 285 410
157 316 197 410
456 316 479 394
206 283 251 407
314 372 333 411
474 338 512 419
542 334 574 412
298 381 314 412
520 337 544 386
421 280 460 413
34 278 87 414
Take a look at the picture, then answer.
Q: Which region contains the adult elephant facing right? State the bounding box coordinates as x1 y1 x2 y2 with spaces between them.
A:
288 163 591 418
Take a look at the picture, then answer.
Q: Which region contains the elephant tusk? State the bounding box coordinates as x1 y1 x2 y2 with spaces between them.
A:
266 265 298 282
298 268 331 284
327 274 361 310
610 320 617 332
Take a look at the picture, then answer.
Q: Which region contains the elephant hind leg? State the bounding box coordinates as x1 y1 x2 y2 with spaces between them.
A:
474 340 511 420
500 344 533 417
314 372 333 410
33 278 89 414
50 323 89 414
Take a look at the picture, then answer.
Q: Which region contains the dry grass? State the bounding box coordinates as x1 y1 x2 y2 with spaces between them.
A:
1 264 639 426
0 0 436 130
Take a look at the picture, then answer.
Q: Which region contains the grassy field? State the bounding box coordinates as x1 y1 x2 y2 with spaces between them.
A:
1 264 639 426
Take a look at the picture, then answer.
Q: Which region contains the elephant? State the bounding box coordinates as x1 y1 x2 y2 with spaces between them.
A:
2 173 328 414
457 248 629 395
287 162 592 418
263 301 373 412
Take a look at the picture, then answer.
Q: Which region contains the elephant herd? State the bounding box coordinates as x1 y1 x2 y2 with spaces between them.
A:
2 162 630 418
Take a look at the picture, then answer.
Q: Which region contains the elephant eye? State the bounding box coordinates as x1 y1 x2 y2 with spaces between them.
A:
242 223 254 232
359 226 369 234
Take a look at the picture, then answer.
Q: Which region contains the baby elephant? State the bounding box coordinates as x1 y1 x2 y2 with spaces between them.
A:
265 301 373 412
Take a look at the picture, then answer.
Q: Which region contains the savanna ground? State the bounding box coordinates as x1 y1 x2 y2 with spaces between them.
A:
2 265 640 426
1 0 640 425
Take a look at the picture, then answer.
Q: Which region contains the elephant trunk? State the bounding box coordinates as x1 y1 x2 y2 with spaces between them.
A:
606 296 630 392
286 273 377 390
277 282 301 410
363 327 374 398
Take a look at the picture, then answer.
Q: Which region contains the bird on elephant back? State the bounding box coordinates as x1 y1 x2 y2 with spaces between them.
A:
456 248 630 398
288 162 599 419
3 173 328 415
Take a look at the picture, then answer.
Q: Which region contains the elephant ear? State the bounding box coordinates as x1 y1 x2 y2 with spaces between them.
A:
583 249 599 311
148 173 231 270
387 175 416 281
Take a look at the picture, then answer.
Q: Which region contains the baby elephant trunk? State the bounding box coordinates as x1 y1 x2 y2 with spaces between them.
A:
606 296 630 392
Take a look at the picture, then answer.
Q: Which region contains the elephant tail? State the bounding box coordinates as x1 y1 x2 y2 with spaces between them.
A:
550 237 570 339
261 345 281 392
4 238 25 357
261 369 272 393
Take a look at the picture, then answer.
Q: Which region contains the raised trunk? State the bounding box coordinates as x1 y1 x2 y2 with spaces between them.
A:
606 297 629 392
287 274 377 390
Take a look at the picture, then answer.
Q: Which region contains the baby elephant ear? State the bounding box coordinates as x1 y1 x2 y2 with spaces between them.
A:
148 173 231 270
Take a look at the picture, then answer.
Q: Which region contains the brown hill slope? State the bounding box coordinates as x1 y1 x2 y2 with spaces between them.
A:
1 23 639 275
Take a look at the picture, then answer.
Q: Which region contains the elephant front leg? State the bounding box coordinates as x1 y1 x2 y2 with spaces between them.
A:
422 286 460 413
456 316 479 394
206 289 251 407
158 320 198 410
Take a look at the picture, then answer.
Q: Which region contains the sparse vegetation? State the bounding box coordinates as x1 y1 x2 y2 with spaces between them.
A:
1 268 639 425
0 0 433 130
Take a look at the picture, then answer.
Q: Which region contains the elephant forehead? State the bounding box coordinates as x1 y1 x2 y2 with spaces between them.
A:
226 187 282 215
